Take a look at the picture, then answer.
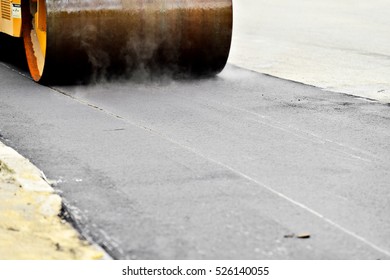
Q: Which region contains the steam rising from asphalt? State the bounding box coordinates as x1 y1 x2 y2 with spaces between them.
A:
76 23 178 84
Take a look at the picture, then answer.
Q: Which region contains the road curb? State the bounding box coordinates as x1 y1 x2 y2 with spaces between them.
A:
0 141 53 193
0 140 109 259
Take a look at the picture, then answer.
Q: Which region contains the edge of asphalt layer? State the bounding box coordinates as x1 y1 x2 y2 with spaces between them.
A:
229 63 390 106
0 140 111 260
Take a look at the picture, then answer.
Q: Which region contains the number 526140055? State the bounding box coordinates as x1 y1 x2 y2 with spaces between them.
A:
215 266 270 276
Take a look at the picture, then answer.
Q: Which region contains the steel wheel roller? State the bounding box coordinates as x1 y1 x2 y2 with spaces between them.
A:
22 0 233 83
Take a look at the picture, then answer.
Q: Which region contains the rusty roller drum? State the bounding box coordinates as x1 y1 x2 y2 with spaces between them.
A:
22 0 233 83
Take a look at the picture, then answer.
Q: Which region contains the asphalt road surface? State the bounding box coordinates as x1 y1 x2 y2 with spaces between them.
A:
1 40 390 258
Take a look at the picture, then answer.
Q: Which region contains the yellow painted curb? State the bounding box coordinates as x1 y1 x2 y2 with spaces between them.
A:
0 141 107 260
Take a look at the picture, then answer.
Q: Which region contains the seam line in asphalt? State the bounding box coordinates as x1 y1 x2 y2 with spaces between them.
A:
49 85 390 258
167 89 379 163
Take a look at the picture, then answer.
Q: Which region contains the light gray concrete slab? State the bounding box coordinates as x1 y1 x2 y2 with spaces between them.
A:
229 0 390 102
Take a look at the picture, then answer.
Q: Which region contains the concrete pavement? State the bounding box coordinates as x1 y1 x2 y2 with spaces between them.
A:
230 0 390 103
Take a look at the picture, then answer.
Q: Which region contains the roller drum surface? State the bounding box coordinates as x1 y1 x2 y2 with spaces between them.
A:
23 0 233 83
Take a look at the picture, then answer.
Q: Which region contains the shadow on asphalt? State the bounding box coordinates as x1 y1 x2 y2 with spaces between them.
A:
0 33 28 72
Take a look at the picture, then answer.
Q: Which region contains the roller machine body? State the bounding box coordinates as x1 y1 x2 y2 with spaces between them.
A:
0 0 232 83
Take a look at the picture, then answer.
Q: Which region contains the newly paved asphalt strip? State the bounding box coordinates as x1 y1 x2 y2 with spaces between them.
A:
1 56 390 259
